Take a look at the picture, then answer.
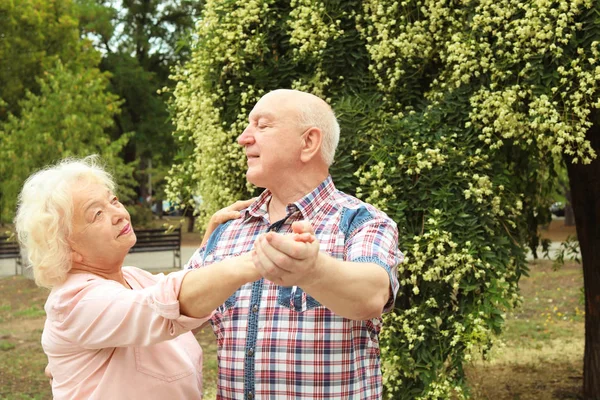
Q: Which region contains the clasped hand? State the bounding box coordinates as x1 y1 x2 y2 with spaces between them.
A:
252 221 321 287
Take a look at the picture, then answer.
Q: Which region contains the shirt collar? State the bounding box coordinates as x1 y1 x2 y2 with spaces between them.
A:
242 176 336 222
293 175 336 220
245 189 271 220
242 175 336 220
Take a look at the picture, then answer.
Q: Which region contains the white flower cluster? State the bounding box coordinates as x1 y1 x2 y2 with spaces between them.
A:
355 161 396 211
288 0 343 58
288 0 344 96
359 0 448 92
380 218 519 398
465 0 599 163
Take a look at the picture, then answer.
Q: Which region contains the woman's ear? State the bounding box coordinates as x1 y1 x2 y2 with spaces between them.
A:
300 127 323 163
71 249 84 264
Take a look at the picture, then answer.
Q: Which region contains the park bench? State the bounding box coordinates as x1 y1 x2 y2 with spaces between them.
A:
0 235 23 275
129 227 182 269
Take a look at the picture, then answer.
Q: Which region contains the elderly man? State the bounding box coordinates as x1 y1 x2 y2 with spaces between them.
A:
187 89 402 399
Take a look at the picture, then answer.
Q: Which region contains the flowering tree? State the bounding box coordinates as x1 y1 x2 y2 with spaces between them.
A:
0 0 135 223
168 0 600 398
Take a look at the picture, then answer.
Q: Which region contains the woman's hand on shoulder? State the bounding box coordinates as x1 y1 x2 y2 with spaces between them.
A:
210 198 255 227
201 198 256 246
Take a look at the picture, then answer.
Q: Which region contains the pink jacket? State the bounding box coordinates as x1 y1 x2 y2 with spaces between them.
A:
42 267 208 399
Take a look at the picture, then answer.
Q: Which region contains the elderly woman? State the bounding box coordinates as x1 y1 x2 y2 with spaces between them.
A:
15 156 259 399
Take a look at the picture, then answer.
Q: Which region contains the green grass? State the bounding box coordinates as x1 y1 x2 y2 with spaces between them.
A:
12 306 45 319
0 277 52 399
0 340 16 351
2 395 47 400
499 259 584 346
466 260 584 399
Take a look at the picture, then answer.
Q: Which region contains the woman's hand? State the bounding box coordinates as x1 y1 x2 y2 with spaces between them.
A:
201 198 256 246
45 363 53 386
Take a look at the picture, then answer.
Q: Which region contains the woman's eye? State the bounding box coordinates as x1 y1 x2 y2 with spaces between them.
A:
94 210 103 220
111 196 119 204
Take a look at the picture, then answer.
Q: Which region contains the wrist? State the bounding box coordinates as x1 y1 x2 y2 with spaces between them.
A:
302 252 330 289
226 257 258 285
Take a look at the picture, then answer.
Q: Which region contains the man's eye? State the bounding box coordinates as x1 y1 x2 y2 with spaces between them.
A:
111 196 119 204
94 210 103 220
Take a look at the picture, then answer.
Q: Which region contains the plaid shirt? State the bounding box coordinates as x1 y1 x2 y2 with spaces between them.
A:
186 176 402 399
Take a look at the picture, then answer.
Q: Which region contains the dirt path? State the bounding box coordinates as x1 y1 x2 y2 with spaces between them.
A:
539 218 577 242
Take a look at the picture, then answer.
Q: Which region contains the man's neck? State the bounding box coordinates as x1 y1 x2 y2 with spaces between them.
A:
266 173 328 223
267 196 293 222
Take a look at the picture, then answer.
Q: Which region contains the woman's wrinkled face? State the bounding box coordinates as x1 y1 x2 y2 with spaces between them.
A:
69 181 136 267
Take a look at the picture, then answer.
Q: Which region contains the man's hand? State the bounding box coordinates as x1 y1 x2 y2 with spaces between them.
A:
252 221 320 287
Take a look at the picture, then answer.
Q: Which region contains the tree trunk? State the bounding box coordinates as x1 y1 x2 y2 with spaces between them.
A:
187 216 195 233
565 190 576 227
565 113 600 400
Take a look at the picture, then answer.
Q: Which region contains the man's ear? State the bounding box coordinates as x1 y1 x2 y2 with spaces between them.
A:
300 127 323 163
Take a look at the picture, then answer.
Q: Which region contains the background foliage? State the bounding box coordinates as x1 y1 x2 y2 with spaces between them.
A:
0 0 82 120
0 0 134 224
77 0 204 202
168 0 600 398
0 0 202 224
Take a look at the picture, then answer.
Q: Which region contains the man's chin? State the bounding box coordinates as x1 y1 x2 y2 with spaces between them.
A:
246 173 267 189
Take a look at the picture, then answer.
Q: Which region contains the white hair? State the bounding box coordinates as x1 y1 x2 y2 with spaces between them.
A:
296 96 340 166
14 155 115 288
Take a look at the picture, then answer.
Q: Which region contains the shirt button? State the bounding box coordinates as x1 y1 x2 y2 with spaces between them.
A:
252 304 258 312
247 392 254 399
247 348 254 356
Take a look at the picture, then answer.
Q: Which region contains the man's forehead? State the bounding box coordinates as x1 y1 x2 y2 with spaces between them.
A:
249 91 307 123
249 109 277 120
249 102 297 121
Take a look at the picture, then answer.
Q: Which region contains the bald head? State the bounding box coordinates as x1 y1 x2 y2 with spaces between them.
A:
261 89 340 166
262 89 327 108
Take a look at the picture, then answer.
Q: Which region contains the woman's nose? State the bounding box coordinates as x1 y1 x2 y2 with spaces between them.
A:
112 205 128 224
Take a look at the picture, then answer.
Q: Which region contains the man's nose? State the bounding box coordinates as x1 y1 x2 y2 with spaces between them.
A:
237 127 255 145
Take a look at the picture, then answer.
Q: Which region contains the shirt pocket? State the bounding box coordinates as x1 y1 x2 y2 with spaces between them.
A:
277 286 322 313
365 319 382 356
134 337 195 382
